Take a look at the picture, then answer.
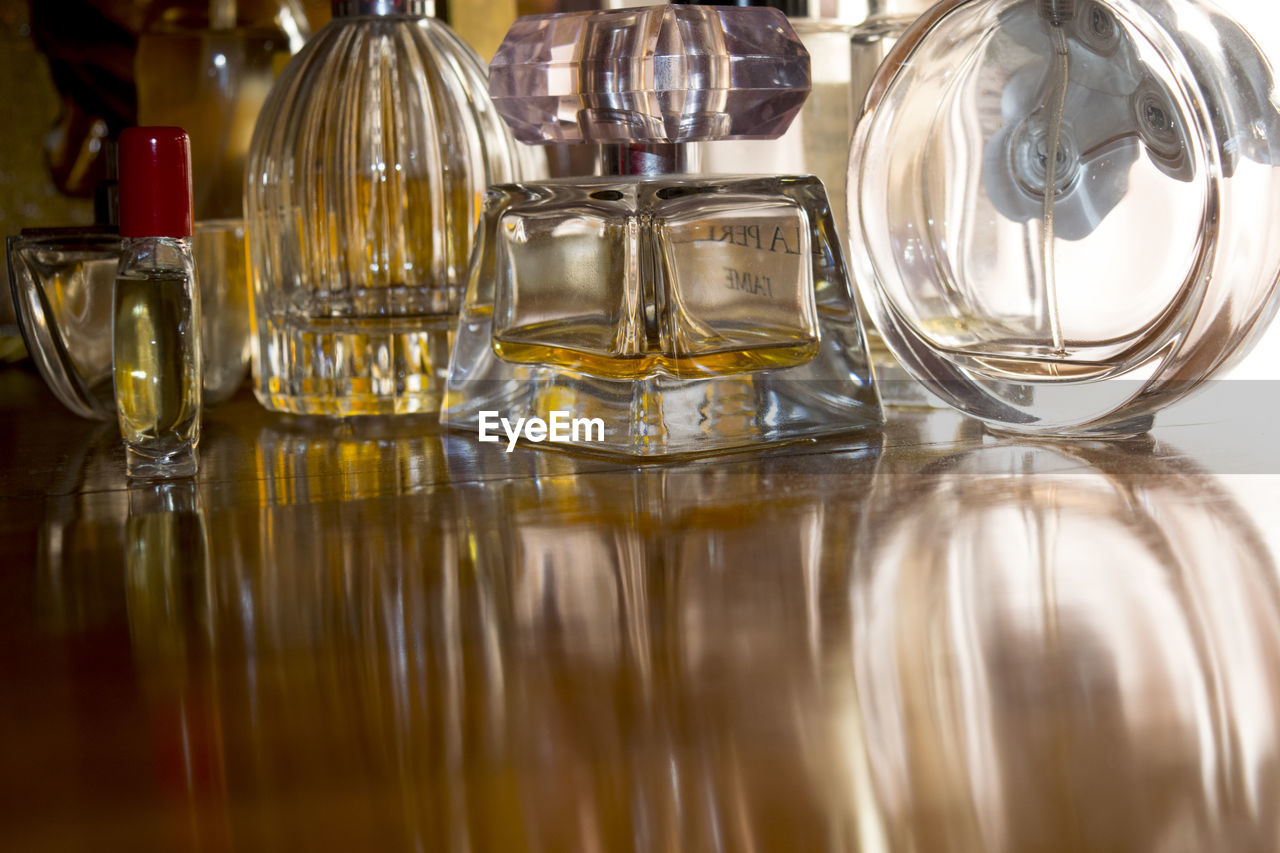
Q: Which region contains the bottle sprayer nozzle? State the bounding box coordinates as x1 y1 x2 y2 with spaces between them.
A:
1039 0 1076 26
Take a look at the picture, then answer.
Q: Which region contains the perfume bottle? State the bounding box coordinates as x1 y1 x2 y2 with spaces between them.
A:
114 128 202 479
245 0 530 416
138 0 310 406
850 0 1280 435
442 4 882 458
687 0 937 408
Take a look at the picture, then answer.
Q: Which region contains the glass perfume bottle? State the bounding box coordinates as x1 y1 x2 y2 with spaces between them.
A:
245 0 530 416
114 128 202 479
849 0 1280 436
688 0 936 408
443 4 882 458
138 0 310 406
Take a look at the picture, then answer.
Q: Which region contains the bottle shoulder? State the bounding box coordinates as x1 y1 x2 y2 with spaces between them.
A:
118 236 194 279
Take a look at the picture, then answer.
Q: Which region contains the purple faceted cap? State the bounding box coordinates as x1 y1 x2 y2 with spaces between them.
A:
489 5 811 145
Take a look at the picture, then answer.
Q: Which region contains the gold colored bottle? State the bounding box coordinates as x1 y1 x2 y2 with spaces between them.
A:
113 127 203 479
244 0 530 416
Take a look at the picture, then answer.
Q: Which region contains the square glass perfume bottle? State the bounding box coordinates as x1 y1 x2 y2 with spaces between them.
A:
442 4 882 458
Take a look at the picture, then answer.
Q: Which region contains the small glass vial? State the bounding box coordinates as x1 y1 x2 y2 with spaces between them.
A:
114 127 202 478
442 4 882 458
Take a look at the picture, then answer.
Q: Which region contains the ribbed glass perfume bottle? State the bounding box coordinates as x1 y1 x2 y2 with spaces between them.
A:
245 0 529 416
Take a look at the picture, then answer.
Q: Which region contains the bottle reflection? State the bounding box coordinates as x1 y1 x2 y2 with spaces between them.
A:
852 441 1280 852
468 462 871 851
109 449 875 850
123 481 231 851
36 422 130 633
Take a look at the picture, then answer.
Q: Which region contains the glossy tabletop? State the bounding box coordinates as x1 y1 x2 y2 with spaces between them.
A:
3 365 1280 852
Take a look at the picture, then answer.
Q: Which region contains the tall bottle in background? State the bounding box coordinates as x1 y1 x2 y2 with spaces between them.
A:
848 0 940 406
136 0 310 405
849 0 936 123
245 0 530 416
692 0 868 244
691 0 935 406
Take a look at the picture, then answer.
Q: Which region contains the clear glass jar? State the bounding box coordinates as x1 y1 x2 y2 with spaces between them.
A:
245 0 530 416
849 0 1280 435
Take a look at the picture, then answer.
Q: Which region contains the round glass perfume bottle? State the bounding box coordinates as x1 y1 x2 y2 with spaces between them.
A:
442 4 882 458
245 0 530 416
849 0 1280 435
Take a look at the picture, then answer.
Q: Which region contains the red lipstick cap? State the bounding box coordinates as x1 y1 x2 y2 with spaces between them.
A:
118 127 194 239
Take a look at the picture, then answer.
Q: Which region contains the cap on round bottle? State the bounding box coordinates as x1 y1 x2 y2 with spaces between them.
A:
118 127 193 239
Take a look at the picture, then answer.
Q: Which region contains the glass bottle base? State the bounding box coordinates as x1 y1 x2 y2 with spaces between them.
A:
442 312 883 459
866 331 941 409
126 443 199 480
982 413 1156 440
253 316 453 416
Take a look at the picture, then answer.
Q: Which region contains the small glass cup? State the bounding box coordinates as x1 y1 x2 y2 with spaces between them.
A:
7 225 252 420
7 228 121 419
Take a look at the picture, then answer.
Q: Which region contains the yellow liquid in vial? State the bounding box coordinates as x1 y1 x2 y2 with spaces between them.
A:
114 273 201 449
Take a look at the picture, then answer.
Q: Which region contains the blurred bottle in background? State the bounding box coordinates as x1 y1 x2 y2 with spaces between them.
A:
136 0 310 404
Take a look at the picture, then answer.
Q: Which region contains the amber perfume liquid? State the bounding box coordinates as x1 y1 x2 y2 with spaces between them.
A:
245 8 528 417
444 174 881 457
253 168 482 416
484 183 824 381
114 270 202 477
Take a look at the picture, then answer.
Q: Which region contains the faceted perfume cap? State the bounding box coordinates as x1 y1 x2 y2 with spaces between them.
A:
489 5 811 145
673 0 869 23
118 127 193 239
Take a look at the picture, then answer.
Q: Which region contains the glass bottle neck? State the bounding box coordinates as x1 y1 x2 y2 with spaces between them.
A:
332 0 434 17
597 143 695 178
119 236 193 276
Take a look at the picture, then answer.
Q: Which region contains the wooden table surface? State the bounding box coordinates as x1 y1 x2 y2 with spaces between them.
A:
3 363 1280 852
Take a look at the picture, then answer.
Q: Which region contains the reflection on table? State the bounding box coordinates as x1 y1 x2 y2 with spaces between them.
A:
8 394 1279 851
